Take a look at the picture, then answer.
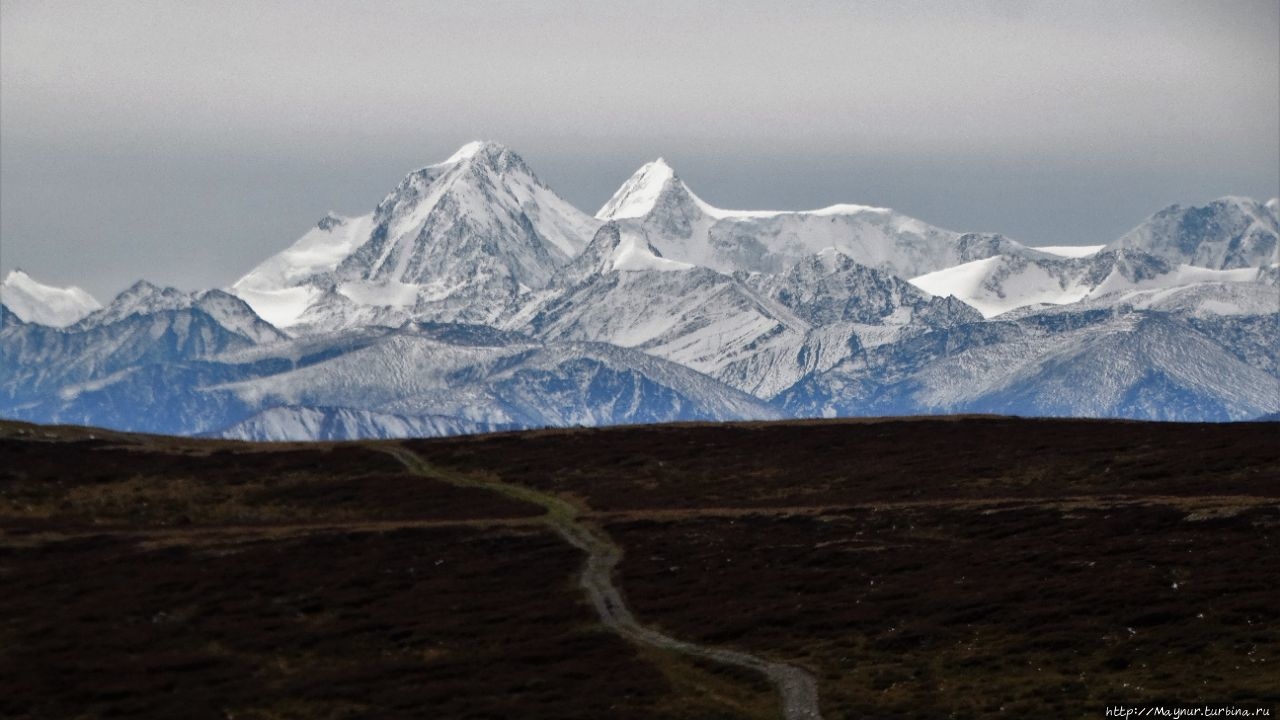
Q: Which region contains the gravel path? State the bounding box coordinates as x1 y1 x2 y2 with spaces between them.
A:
384 445 824 720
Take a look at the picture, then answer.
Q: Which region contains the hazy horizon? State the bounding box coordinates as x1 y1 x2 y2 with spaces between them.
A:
2 0 1277 300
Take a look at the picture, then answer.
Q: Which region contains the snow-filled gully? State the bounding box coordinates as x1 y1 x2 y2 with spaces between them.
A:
381 445 824 720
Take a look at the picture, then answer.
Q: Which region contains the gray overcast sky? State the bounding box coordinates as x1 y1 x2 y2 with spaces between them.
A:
2 0 1277 300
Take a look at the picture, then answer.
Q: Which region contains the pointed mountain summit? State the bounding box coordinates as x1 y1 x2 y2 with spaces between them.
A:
336 140 596 287
0 270 101 328
232 141 600 331
77 280 191 327
596 157 712 243
596 158 682 220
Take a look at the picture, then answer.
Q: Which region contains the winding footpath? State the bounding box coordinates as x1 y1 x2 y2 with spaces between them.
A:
381 445 824 720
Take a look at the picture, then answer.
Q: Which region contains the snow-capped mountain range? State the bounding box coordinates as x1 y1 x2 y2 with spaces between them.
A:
3 141 1277 439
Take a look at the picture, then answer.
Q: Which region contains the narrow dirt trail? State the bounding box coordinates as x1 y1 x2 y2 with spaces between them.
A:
381 445 824 720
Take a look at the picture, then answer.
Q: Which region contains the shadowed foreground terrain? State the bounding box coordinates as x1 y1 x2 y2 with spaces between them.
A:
1 417 1277 719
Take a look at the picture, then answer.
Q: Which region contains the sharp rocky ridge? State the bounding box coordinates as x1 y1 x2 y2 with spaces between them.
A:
3 141 1277 439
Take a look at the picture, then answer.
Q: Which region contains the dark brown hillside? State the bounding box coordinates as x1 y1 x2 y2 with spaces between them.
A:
2 417 1276 718
408 417 1278 508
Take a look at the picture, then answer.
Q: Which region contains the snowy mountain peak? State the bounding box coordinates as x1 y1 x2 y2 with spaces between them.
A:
0 269 102 328
1108 196 1279 270
596 158 682 220
425 140 527 176
230 141 600 331
463 140 530 172
76 281 194 328
230 211 374 329
120 279 182 302
69 282 286 345
444 140 491 164
336 140 595 287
